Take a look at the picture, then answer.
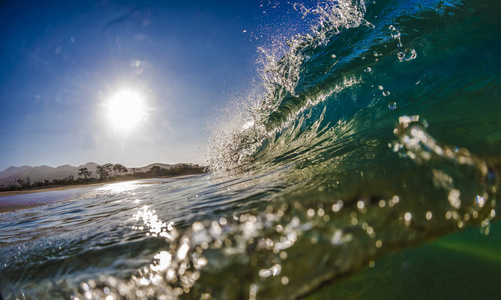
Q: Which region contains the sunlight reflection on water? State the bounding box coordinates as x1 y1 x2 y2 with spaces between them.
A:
97 181 141 194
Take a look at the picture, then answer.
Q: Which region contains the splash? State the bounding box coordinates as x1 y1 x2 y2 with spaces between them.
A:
208 0 371 172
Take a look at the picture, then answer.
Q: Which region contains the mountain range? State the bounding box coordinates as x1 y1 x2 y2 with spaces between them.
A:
0 162 178 187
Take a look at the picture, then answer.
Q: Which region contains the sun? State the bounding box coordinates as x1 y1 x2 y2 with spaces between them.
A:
106 89 147 133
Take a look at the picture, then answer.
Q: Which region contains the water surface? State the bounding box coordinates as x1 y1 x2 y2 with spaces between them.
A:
1 0 501 298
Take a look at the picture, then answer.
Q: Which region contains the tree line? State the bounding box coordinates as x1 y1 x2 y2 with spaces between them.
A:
0 163 206 192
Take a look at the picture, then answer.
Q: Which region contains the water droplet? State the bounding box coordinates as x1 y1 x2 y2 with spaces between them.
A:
357 201 365 209
331 54 337 59
391 32 401 39
364 67 372 72
397 48 417 62
332 200 343 212
404 212 412 222
476 195 485 207
388 102 397 110
383 91 391 97
378 85 384 90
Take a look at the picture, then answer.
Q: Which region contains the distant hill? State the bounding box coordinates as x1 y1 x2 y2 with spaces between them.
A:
129 163 175 174
0 162 190 188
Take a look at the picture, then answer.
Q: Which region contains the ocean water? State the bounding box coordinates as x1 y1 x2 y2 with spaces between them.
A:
1 0 501 299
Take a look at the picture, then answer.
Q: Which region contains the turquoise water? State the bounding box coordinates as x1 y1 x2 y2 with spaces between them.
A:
308 222 501 299
1 0 501 298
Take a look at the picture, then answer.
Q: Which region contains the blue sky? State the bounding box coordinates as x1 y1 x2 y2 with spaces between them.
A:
0 0 313 171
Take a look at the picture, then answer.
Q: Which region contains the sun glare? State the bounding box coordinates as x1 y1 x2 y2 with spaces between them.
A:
106 89 147 133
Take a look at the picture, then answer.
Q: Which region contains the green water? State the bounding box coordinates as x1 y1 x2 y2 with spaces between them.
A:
308 222 501 299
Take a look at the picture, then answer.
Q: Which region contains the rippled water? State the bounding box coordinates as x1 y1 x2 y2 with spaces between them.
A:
1 0 501 298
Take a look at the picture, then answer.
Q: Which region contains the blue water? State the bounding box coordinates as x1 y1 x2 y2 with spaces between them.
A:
1 0 501 298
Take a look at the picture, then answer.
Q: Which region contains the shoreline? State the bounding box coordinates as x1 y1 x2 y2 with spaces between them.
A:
0 174 204 214
0 182 108 214
0 171 206 199
0 182 107 198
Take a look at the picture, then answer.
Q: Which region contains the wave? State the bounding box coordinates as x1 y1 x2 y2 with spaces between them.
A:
2 0 500 299
209 0 501 174
200 0 501 297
